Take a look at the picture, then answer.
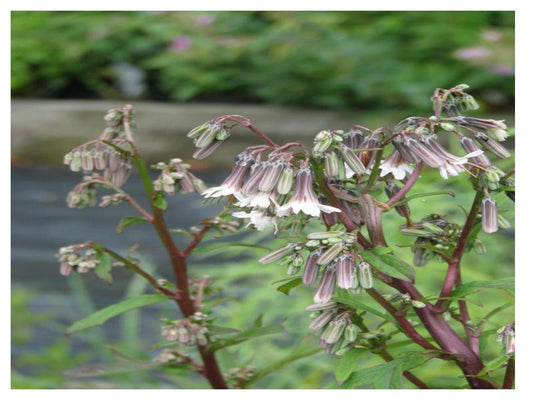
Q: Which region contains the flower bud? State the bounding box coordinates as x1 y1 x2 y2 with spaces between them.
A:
305 301 337 312
497 214 512 230
276 167 294 195
343 323 358 342
313 131 333 156
460 137 491 167
187 123 209 139
307 231 345 240
302 250 321 285
336 254 355 289
474 132 511 159
481 197 498 233
338 144 366 175
194 124 219 148
309 309 336 330
347 129 364 150
313 265 336 303
321 317 347 344
70 151 82 172
317 242 345 266
358 262 373 289
258 243 297 264
473 239 486 255
259 160 284 192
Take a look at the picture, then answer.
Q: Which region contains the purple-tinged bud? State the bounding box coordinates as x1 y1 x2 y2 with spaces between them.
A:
347 129 364 150
336 254 355 289
241 162 268 195
405 138 444 168
393 137 419 164
317 242 345 266
358 194 387 247
81 151 94 172
302 250 322 285
258 243 297 264
313 265 336 303
460 137 491 166
309 309 336 330
320 317 348 344
481 197 498 233
338 143 366 175
305 301 337 312
70 151 82 172
276 167 294 195
474 132 511 159
358 262 373 289
259 160 284 192
192 138 227 160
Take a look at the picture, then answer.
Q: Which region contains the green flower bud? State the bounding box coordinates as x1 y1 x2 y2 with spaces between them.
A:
317 242 345 265
343 323 358 342
358 262 373 289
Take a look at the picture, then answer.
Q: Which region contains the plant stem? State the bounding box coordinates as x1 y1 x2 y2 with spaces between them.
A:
435 190 483 310
364 148 384 193
366 288 438 352
386 162 424 207
103 247 176 300
502 358 515 389
133 151 228 389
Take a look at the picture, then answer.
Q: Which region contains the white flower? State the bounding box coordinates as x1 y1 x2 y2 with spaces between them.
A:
232 210 279 233
276 168 341 218
379 150 413 180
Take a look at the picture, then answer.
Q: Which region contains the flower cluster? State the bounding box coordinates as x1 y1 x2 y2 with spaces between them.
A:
259 231 373 304
161 312 211 347
306 302 359 355
56 243 101 276
187 121 231 160
64 140 133 187
201 149 341 232
152 158 207 195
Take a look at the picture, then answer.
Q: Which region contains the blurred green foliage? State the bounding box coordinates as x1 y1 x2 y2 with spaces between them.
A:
11 11 514 110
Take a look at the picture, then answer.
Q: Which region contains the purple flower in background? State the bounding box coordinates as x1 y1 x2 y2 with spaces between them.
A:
454 47 491 60
490 65 514 76
171 36 192 52
195 14 215 26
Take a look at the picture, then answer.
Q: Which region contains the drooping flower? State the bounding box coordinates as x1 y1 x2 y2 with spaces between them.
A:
379 149 413 180
277 168 341 217
202 152 253 198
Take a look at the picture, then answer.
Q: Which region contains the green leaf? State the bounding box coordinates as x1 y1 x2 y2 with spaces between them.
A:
207 318 286 353
94 252 113 285
276 277 302 295
450 278 515 298
153 193 167 210
66 294 168 335
335 347 367 383
208 325 242 335
333 290 393 322
361 248 414 281
392 191 455 207
341 352 428 388
117 216 148 233
244 345 322 388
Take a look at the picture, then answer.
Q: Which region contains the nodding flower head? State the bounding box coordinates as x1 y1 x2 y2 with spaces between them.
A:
202 152 253 198
276 168 341 218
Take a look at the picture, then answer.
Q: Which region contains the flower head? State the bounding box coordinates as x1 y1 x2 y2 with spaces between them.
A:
277 168 340 217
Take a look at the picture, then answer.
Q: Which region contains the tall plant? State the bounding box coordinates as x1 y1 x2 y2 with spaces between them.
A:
59 84 514 389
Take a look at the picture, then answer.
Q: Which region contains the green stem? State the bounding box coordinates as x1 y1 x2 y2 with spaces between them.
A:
364 149 384 193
